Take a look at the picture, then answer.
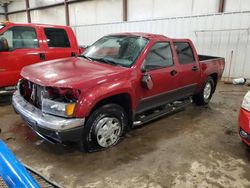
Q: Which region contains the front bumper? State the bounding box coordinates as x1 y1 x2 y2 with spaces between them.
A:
12 91 85 143
238 108 250 146
0 86 16 95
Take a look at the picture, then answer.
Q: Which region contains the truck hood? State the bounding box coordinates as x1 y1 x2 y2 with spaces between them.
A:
21 57 129 90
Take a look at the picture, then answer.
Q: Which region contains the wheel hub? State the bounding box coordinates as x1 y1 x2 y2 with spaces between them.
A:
203 82 212 100
95 117 121 148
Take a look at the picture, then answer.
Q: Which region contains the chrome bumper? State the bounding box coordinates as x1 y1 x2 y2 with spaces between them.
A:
12 91 85 132
0 86 16 95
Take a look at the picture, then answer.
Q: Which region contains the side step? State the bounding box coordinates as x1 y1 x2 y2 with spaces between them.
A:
133 98 192 126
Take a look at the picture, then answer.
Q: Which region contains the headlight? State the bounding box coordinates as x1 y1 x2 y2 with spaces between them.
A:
42 98 76 117
242 91 250 112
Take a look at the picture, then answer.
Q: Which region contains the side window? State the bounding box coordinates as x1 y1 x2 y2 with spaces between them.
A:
1 26 38 50
44 28 70 48
174 42 195 64
144 42 173 70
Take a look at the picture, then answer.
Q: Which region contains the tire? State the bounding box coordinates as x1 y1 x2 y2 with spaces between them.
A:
193 76 215 105
81 103 128 152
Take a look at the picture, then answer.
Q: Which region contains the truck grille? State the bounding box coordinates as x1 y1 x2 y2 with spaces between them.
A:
19 79 45 109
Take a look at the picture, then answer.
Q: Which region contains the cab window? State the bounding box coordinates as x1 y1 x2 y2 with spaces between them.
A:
44 28 70 48
144 42 173 70
174 42 195 64
1 26 38 50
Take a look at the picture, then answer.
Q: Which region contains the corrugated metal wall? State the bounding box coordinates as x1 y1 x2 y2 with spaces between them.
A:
73 11 250 80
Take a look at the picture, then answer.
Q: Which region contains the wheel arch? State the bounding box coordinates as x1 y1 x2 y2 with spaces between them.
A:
87 93 134 127
209 73 218 93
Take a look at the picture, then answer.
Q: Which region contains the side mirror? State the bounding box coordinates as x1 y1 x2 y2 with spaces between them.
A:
79 45 89 54
141 60 153 90
0 37 9 52
141 72 153 90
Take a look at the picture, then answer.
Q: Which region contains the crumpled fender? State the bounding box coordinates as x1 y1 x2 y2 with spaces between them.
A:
74 78 137 118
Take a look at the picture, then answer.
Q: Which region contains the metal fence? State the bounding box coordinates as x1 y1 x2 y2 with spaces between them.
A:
72 11 250 80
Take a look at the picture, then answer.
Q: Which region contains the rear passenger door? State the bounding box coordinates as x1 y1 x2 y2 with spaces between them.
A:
174 42 200 95
42 28 76 61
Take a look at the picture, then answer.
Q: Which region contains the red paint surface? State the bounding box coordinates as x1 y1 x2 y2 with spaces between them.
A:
0 22 81 88
20 32 225 117
238 108 250 146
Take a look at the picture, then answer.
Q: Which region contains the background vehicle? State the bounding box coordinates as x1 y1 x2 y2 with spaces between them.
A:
12 33 225 152
238 91 250 146
0 22 83 95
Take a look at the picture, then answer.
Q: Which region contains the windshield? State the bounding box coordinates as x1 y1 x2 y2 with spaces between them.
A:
81 35 148 67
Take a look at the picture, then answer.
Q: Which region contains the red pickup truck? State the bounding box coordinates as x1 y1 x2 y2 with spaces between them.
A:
12 33 225 152
0 22 82 95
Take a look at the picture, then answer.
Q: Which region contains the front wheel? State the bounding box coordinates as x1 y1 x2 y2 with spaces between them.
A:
193 76 215 105
81 104 128 152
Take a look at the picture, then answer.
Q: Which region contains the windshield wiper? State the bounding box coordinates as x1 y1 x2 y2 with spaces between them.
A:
79 54 93 61
91 57 118 66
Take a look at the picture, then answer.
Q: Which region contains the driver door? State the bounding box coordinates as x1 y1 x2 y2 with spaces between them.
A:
0 26 45 88
136 42 181 113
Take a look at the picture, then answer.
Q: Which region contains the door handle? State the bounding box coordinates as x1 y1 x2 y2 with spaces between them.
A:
39 53 46 61
170 70 178 76
192 66 199 71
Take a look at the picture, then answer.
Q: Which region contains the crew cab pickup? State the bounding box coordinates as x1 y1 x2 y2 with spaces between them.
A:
12 33 225 152
0 22 83 95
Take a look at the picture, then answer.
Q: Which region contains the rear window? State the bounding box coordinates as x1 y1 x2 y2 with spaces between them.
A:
174 42 195 64
44 28 70 48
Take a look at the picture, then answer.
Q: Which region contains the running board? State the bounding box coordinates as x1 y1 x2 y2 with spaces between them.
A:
133 98 192 126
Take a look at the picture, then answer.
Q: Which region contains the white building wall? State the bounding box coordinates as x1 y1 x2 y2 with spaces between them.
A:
192 0 219 15
29 0 64 8
30 5 65 25
0 5 4 20
0 15 4 21
128 0 220 21
69 0 123 26
6 0 250 24
73 12 250 79
0 6 4 13
225 0 250 12
8 12 27 23
8 0 25 12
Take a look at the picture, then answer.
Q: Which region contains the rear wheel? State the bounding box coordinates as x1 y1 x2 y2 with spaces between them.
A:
193 76 215 105
81 104 128 152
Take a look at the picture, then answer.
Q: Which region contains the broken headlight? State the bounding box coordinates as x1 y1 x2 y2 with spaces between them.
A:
42 88 80 117
42 98 76 117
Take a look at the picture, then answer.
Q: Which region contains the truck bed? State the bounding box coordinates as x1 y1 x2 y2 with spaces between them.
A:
198 55 223 62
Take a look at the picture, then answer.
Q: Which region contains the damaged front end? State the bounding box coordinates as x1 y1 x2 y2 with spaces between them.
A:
18 79 81 118
12 79 85 144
